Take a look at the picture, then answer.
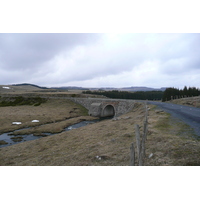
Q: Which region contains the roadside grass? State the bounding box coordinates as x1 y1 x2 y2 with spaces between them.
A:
169 96 200 108
146 106 200 166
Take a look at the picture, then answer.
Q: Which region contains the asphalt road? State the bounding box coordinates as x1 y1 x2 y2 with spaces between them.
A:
146 101 200 137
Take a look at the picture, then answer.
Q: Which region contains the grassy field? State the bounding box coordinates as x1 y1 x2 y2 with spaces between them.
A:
0 98 200 166
0 84 102 98
0 98 95 135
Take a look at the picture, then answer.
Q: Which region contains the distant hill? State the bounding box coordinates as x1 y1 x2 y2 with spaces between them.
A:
1 83 167 92
52 86 167 92
120 87 167 92
51 86 89 90
12 83 48 89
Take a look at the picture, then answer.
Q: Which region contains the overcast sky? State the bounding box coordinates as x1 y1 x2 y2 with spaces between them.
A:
0 33 200 88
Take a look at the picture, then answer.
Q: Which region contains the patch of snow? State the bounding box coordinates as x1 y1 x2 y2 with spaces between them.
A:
31 120 39 123
2 86 10 89
12 122 22 125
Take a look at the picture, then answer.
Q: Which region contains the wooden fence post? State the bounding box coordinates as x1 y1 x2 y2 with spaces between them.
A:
131 103 149 166
139 121 148 165
130 143 135 166
134 124 141 164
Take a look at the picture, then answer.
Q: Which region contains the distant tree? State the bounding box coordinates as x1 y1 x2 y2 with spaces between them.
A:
162 86 200 102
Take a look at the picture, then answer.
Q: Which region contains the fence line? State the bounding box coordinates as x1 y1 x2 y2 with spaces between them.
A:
130 102 148 166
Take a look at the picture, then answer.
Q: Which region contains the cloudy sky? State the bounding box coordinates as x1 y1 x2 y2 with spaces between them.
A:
0 33 199 89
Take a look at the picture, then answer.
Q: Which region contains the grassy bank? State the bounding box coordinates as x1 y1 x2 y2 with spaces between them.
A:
146 106 200 166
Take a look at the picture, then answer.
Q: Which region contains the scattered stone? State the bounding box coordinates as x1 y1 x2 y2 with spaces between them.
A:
149 153 154 158
95 155 110 160
95 156 101 160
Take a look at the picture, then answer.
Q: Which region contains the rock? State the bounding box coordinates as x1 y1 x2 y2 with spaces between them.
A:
95 155 110 160
149 153 154 158
95 156 101 160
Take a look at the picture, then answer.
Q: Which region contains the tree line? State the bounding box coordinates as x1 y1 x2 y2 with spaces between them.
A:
83 90 164 100
162 86 200 102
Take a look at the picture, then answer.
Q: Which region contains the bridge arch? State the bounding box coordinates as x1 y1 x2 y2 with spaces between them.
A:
70 97 135 117
102 104 115 117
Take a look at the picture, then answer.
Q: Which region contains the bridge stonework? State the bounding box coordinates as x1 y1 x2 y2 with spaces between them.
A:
71 98 135 117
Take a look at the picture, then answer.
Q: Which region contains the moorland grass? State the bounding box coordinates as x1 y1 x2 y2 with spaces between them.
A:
0 98 89 134
0 99 200 166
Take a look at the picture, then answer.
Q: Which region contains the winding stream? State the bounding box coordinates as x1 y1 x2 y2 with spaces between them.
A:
0 117 110 148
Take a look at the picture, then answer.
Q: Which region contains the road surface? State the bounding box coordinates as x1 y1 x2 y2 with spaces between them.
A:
147 101 200 137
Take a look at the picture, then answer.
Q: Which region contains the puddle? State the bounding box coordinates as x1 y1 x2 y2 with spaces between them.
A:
0 117 112 148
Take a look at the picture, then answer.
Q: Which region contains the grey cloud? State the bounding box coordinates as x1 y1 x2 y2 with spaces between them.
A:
0 33 200 88
51 34 200 85
0 33 100 71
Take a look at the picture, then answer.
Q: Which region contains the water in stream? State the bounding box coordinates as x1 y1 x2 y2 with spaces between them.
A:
0 117 110 148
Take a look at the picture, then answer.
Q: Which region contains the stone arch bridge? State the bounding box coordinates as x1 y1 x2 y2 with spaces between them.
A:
70 98 135 117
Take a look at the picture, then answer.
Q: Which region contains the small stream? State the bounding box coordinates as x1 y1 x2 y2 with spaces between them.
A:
0 117 111 148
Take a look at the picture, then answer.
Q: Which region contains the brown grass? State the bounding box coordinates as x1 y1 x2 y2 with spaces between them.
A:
0 84 104 98
169 96 200 108
0 100 200 166
0 99 89 134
